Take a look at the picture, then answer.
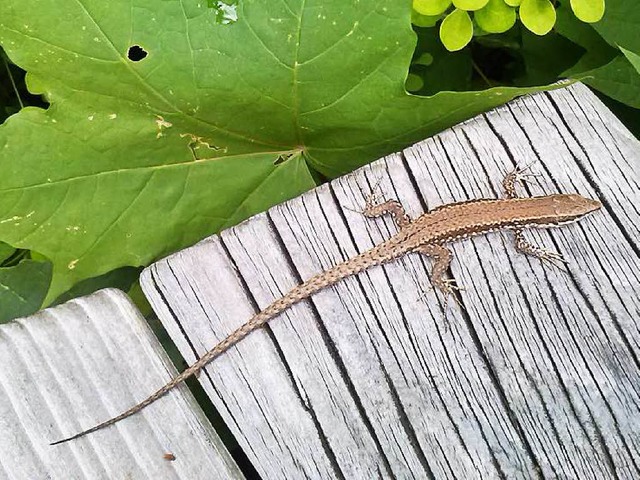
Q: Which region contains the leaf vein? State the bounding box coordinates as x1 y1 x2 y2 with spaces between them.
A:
297 11 375 68
72 170 157 267
70 0 288 147
242 6 293 71
0 150 298 193
300 43 405 117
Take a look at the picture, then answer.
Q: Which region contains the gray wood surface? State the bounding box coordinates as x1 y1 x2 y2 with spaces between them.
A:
0 289 242 480
141 83 640 480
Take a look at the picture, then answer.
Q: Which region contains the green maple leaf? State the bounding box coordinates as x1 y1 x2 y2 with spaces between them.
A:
0 259 52 322
0 0 549 303
556 0 640 110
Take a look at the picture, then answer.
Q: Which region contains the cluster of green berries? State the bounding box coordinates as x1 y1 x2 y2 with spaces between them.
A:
413 0 605 51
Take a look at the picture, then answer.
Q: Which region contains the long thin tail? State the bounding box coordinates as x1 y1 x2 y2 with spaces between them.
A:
50 243 396 445
49 314 269 446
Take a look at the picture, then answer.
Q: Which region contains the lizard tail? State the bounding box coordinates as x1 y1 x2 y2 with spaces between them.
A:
49 365 198 445
51 242 398 445
49 334 239 446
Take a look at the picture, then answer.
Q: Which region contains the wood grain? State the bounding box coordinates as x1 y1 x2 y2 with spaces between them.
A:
0 289 243 480
141 83 640 479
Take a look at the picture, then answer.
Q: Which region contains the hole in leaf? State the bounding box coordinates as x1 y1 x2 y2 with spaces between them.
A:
207 0 239 24
127 45 148 62
274 152 297 165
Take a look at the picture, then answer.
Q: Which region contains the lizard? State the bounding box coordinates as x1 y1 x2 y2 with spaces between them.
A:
50 166 601 445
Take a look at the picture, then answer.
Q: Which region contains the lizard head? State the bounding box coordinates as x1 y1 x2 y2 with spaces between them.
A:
547 194 602 223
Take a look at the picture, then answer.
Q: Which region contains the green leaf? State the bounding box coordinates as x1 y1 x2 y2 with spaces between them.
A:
0 0 555 303
504 0 522 5
452 0 490 11
440 9 474 51
475 0 516 33
582 0 640 109
591 0 640 53
0 241 15 264
620 47 640 75
515 30 585 86
580 54 640 108
413 0 452 16
0 259 52 323
413 26 473 94
411 10 441 28
555 2 618 75
52 266 140 306
520 0 557 35
570 0 605 23
127 279 153 318
561 3 640 112
405 73 425 92
414 53 435 66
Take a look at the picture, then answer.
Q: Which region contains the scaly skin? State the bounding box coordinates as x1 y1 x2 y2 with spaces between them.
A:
51 169 601 445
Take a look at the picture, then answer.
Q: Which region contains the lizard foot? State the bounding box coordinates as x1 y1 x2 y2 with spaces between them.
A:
440 278 464 296
440 279 465 315
361 175 386 214
416 278 463 301
512 161 542 187
343 175 385 216
538 248 569 271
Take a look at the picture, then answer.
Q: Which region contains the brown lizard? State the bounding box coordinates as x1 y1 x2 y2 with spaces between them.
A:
51 166 601 445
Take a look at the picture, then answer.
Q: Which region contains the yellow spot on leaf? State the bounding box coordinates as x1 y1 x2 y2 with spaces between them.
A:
156 116 173 138
180 133 224 160
0 215 21 224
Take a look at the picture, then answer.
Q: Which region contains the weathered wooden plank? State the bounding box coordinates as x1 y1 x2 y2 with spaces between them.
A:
141 83 640 480
0 289 243 480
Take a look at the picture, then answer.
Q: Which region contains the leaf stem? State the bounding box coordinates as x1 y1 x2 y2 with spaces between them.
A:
2 55 24 109
2 249 28 268
472 59 493 88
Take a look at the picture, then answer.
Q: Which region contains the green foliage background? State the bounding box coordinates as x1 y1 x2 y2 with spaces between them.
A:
0 0 638 322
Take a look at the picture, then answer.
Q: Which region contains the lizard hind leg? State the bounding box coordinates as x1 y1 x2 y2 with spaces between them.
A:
361 199 412 229
414 244 464 304
359 174 412 229
345 175 413 229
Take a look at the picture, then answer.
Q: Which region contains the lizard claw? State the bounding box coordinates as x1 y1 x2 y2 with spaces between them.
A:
503 161 543 199
415 278 463 302
440 278 464 295
513 161 542 187
414 278 464 329
363 175 386 208
538 249 569 271
343 193 385 216
344 174 386 215
363 191 384 211
514 159 539 174
515 172 542 187
438 279 465 327
439 279 465 314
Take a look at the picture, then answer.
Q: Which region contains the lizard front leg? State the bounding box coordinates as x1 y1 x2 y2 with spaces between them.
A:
513 234 567 268
503 165 567 268
414 244 461 295
503 162 541 200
